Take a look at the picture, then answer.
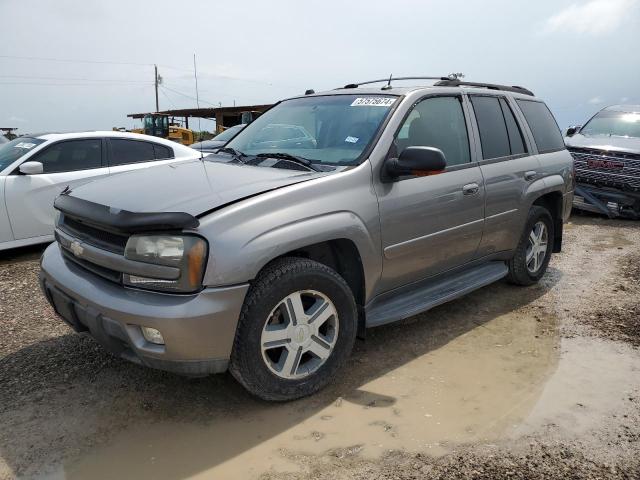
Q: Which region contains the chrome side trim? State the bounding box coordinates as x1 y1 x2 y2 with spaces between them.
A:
486 208 518 220
383 218 484 260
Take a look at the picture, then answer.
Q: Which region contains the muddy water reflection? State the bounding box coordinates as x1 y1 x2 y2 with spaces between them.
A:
64 286 560 480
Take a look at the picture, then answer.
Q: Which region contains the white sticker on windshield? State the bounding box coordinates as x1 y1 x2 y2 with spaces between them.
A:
350 97 396 107
345 136 359 144
14 142 37 149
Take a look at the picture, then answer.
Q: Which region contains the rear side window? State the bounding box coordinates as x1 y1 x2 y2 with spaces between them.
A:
110 139 155 166
31 139 102 173
153 143 174 159
499 98 526 155
516 100 565 153
470 96 511 159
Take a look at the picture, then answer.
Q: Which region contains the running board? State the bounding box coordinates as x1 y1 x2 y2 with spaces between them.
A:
365 261 508 328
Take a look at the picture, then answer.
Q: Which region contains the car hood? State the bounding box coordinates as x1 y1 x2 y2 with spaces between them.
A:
69 158 325 217
565 133 640 155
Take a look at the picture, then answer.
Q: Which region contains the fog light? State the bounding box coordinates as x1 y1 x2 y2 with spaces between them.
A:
141 326 165 345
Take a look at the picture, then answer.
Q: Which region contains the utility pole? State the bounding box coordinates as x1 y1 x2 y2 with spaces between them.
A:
154 64 159 112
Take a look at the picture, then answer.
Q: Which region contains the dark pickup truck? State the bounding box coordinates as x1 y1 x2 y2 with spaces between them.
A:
566 105 640 219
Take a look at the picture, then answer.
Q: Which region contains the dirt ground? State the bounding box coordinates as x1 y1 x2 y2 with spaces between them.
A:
0 214 639 480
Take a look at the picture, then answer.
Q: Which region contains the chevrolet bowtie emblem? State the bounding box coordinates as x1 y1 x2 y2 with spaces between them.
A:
70 241 84 257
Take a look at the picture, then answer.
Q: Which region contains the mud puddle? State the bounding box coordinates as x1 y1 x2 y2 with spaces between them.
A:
43 305 561 480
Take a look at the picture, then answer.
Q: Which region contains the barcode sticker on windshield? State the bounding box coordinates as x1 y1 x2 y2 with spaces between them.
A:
14 142 37 149
351 97 396 107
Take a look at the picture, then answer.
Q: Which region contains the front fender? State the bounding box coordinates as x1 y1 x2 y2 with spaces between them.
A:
241 211 380 296
204 209 381 299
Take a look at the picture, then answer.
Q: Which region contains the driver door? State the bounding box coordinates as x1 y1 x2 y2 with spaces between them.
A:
5 138 110 240
375 95 485 291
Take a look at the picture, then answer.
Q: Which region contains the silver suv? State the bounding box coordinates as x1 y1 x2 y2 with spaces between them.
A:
39 77 574 400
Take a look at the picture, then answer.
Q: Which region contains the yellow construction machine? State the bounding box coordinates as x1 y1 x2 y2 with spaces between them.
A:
142 114 194 145
125 114 194 145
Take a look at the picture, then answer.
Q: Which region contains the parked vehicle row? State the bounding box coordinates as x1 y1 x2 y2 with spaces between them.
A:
0 132 203 251
38 77 574 400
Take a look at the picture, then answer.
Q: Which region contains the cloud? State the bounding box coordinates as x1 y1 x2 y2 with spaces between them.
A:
544 0 637 35
8 115 28 123
588 96 604 104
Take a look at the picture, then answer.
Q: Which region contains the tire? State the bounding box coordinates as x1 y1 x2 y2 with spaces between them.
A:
229 257 357 401
507 206 554 286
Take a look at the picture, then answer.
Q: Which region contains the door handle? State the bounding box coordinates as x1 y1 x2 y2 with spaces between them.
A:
524 171 538 181
462 183 480 195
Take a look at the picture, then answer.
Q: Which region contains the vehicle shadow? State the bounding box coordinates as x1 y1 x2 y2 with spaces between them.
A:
0 272 560 479
569 210 640 230
0 243 48 265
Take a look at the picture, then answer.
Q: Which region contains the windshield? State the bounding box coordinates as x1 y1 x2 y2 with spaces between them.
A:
581 110 640 138
0 137 46 172
226 94 397 165
214 124 244 142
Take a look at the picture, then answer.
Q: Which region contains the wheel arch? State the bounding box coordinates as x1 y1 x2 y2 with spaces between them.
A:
531 190 564 253
258 237 368 338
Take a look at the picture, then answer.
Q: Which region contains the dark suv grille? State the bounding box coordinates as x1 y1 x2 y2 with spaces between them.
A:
59 215 129 254
569 147 640 191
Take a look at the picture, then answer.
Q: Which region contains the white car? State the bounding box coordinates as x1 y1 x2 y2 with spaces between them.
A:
0 131 202 251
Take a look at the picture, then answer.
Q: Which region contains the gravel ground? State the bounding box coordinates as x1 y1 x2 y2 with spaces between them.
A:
0 214 639 480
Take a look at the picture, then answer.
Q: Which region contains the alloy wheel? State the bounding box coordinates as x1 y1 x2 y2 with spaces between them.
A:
260 290 339 379
526 220 548 273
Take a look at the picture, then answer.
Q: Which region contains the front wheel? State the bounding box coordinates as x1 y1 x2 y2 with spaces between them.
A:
229 257 357 401
507 206 554 286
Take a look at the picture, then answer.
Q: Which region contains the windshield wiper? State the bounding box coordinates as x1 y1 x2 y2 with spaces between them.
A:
214 147 248 163
255 152 321 172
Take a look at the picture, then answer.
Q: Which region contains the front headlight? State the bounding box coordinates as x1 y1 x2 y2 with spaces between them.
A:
123 235 208 293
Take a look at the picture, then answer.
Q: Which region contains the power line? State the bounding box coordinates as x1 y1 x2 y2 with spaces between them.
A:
159 85 218 107
0 74 151 83
0 54 153 67
159 87 176 109
0 81 153 87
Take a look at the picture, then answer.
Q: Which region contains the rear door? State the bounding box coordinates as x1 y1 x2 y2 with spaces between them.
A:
376 95 485 291
4 138 110 240
468 94 541 256
107 138 176 174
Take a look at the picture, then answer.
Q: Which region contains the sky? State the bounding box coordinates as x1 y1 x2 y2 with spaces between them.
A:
1 0 639 134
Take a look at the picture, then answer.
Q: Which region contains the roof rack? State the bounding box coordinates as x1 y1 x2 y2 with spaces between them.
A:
341 76 453 89
433 79 534 96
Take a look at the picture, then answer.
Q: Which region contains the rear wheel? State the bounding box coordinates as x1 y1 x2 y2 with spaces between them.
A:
507 206 554 286
230 257 357 401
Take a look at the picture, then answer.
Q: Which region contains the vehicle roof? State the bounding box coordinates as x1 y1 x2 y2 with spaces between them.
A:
303 84 540 102
603 104 640 113
30 131 197 154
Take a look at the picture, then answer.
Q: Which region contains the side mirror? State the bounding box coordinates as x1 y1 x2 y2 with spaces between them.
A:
385 146 446 181
565 125 581 137
19 161 44 175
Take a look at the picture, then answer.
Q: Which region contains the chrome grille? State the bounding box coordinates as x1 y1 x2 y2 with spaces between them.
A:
569 147 640 191
60 245 122 283
59 215 129 254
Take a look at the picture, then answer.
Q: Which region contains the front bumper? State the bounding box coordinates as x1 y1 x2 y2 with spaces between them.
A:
39 243 249 376
573 183 640 219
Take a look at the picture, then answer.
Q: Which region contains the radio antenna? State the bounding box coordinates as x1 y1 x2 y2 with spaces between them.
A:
381 73 393 90
193 53 204 160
